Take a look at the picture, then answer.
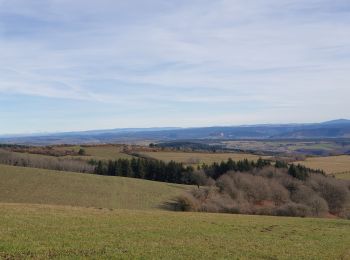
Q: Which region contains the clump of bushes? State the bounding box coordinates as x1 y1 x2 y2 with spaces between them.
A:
172 167 350 219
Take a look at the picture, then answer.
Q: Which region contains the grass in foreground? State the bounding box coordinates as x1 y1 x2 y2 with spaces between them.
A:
0 164 190 210
0 203 349 259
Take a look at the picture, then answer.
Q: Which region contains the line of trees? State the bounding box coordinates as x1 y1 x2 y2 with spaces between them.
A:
93 158 197 184
91 157 325 185
201 158 272 179
202 158 324 181
0 149 94 173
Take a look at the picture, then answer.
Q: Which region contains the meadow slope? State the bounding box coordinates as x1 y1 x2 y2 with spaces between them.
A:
0 165 190 210
1 203 349 259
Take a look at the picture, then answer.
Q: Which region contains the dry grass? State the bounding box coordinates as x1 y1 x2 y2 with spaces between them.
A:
50 145 134 160
0 164 190 210
223 140 346 155
334 172 350 180
295 155 350 175
5 145 134 161
82 145 134 160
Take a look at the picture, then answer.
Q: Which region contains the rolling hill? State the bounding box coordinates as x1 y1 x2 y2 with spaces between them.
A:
0 164 190 210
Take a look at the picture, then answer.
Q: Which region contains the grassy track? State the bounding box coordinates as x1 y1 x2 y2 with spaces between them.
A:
0 203 349 259
0 165 190 210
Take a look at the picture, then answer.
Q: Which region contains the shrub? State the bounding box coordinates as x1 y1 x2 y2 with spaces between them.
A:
306 196 329 217
269 181 290 206
258 166 286 179
312 176 349 214
275 203 311 217
172 193 200 212
78 148 86 155
216 174 239 199
234 174 270 203
280 176 302 194
319 181 348 213
201 193 236 213
188 170 213 187
290 185 314 204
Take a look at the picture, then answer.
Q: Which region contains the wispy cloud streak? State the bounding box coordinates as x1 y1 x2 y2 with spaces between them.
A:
0 0 349 132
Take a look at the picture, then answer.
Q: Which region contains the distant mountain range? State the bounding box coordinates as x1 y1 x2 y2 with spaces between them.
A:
1 119 350 145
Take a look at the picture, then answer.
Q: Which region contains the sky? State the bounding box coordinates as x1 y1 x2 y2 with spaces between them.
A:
0 0 350 134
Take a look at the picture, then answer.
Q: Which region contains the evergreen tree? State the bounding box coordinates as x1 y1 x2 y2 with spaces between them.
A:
95 161 104 175
120 159 133 177
107 160 116 176
275 160 288 168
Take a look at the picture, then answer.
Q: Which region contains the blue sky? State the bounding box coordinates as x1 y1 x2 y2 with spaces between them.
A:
0 0 349 134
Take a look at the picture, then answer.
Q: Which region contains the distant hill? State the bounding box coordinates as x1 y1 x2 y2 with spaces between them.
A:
320 119 350 125
1 119 350 145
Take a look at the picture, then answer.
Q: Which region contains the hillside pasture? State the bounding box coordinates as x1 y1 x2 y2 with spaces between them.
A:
0 165 190 210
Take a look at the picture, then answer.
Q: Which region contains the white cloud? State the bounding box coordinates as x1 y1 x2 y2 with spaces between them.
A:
0 0 349 132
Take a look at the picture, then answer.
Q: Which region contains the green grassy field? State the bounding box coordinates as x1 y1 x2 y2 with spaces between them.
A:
1 203 349 259
0 165 190 210
138 151 265 165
